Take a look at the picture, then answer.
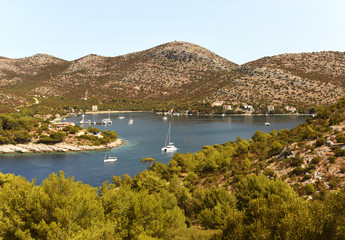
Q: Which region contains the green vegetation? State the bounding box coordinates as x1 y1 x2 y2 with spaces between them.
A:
0 113 119 147
0 113 36 144
2 97 345 238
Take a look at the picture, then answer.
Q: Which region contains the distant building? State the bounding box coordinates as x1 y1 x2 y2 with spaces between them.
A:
285 106 297 113
81 97 88 101
43 114 53 120
55 114 61 118
223 105 232 111
212 101 224 107
267 105 275 112
243 104 254 114
92 105 98 111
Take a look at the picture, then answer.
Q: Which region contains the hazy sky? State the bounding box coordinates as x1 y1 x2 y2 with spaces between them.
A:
1 0 344 64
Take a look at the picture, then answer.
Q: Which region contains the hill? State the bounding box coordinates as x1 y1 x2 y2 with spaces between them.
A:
211 51 345 108
0 42 238 111
1 43 345 112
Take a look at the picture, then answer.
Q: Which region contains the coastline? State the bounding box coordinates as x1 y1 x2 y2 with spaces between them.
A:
85 110 147 115
82 111 312 117
0 139 125 154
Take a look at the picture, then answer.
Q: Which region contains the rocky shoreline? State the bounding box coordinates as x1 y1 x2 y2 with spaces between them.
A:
0 139 125 154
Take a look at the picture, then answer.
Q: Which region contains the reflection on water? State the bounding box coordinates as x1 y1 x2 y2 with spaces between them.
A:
0 113 307 187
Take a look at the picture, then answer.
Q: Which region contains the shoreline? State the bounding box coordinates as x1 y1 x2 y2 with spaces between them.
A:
81 111 312 117
0 139 125 154
84 110 147 115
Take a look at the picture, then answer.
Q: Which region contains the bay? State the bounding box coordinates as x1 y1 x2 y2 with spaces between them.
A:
0 113 307 187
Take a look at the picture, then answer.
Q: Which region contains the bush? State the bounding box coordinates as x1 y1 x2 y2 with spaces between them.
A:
37 135 61 144
305 184 315 195
13 131 32 144
291 156 303 167
340 166 345 173
333 146 345 157
328 156 336 163
0 136 11 144
336 133 345 144
268 141 283 156
315 137 326 147
311 156 321 164
102 130 118 140
291 166 304 176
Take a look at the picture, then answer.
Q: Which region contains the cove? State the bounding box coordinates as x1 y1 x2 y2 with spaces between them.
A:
0 113 307 187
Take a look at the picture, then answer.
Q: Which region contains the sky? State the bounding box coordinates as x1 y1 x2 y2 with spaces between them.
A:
1 0 345 64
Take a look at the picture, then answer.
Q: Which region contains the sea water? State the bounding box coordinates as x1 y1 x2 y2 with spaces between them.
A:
0 113 306 187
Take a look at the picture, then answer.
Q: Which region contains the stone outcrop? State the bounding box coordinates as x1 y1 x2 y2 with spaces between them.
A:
0 139 124 154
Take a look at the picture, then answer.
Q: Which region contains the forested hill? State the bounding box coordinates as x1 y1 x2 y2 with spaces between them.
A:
2 98 345 239
1 42 345 112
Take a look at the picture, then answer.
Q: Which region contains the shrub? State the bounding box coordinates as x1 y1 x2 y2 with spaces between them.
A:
305 184 315 195
37 135 61 144
336 133 345 144
291 156 303 167
268 141 283 156
328 156 336 163
340 166 345 173
13 131 32 144
333 146 345 157
0 136 11 144
311 156 321 164
291 166 304 176
315 137 326 147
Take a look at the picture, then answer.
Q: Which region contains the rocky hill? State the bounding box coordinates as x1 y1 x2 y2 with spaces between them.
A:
211 51 345 107
1 42 345 111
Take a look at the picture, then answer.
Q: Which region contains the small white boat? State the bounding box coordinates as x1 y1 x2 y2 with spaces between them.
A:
264 114 270 126
128 118 134 125
80 114 85 124
104 145 117 162
162 122 177 152
117 113 125 119
162 116 168 121
162 142 177 152
102 113 112 124
102 118 112 124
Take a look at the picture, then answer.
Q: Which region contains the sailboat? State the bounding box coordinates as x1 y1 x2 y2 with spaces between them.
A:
117 112 125 119
161 122 177 152
102 112 112 125
128 113 134 125
264 114 270 126
92 115 97 125
104 144 117 162
80 114 85 124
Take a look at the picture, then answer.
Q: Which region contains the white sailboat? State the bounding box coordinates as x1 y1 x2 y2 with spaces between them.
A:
128 113 134 125
161 122 177 152
264 114 270 126
92 115 97 125
102 112 112 125
104 144 117 162
118 112 125 119
80 114 85 124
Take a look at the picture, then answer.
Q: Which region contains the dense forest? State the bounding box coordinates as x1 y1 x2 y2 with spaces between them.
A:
2 97 345 239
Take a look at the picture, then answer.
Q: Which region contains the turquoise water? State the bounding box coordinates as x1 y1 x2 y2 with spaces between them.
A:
0 113 306 187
